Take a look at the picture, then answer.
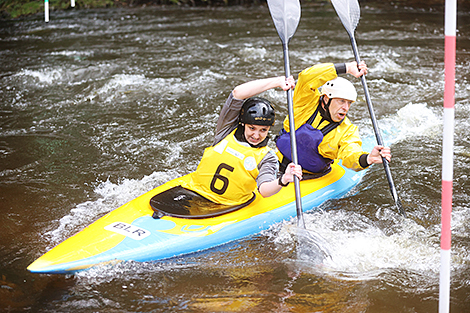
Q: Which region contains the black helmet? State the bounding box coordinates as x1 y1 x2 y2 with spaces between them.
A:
239 97 275 126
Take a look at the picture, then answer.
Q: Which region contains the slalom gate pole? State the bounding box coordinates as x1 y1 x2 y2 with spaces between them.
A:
45 0 49 22
439 0 456 312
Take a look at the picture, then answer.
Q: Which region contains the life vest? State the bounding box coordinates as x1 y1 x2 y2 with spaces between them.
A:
276 105 342 174
183 129 271 206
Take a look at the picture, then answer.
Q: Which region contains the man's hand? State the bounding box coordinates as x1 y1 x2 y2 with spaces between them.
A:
346 60 368 78
367 145 391 164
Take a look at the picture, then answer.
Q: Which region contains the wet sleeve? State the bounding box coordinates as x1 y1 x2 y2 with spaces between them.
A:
284 63 338 132
359 154 370 168
213 92 244 145
256 150 279 188
334 63 347 75
337 125 370 171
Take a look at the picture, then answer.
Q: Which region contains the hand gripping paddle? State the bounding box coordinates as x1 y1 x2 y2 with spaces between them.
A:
331 0 406 217
267 0 305 227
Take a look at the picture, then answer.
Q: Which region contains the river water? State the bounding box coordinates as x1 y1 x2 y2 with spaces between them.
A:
1 3 469 312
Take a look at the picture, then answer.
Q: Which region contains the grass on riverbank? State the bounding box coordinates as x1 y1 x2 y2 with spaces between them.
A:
0 0 466 20
1 0 270 19
1 0 114 19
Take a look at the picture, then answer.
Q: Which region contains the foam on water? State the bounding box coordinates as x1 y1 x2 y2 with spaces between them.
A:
310 211 439 273
74 259 196 284
16 68 67 85
45 170 178 247
371 54 405 74
354 101 442 150
13 63 120 88
239 46 266 60
50 50 94 58
85 73 150 103
84 70 225 104
270 206 469 288
296 49 355 65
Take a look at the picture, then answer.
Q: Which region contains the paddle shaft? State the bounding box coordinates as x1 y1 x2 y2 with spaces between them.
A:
349 38 406 217
266 0 304 227
282 43 305 228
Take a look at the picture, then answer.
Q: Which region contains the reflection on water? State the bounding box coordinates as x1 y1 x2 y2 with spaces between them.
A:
1 3 469 312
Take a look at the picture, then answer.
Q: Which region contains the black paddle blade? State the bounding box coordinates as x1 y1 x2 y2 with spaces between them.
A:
267 0 301 44
331 0 361 37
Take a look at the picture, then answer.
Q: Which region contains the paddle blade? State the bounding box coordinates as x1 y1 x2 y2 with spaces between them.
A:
331 0 361 37
267 0 301 44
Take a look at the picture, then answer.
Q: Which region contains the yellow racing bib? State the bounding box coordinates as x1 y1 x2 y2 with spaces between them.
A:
183 129 271 205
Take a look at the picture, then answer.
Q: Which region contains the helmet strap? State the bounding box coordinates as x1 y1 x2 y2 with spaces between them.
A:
319 95 334 123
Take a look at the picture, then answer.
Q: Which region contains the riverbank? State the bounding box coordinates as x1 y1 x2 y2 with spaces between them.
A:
1 0 467 20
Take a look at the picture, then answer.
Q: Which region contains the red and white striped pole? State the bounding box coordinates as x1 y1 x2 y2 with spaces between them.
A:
440 0 456 312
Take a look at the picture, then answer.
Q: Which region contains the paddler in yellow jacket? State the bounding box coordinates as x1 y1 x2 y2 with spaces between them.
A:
183 76 302 206
276 61 392 177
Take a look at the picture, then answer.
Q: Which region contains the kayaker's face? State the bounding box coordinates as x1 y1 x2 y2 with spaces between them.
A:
325 96 353 122
244 124 270 146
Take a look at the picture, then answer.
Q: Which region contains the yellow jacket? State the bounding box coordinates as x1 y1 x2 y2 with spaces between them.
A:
280 63 368 172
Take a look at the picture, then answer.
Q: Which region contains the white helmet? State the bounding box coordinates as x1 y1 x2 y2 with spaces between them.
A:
320 77 357 102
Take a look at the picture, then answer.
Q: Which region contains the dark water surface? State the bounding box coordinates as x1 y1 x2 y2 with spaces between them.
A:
1 3 470 312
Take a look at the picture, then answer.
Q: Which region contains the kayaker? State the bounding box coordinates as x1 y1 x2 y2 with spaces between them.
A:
183 76 303 206
276 61 392 178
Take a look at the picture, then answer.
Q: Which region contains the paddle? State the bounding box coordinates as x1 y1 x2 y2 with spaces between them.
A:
331 0 406 217
267 0 305 228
